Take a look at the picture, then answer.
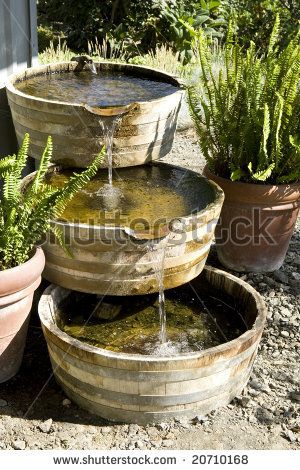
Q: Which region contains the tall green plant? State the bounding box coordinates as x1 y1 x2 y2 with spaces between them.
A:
0 134 104 270
188 16 300 184
160 0 226 63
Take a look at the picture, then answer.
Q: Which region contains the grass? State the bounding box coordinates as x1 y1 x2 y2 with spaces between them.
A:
38 39 75 64
38 38 225 87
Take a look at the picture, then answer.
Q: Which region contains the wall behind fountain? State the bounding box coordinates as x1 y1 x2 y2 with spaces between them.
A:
0 0 38 158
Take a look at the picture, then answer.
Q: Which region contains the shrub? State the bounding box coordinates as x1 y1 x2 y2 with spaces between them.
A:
37 1 226 61
188 16 300 184
221 0 300 50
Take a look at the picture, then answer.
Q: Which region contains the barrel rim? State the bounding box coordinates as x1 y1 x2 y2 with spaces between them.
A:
38 265 267 362
6 61 184 109
22 161 225 233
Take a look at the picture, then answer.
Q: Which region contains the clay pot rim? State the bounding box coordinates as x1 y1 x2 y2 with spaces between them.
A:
0 247 45 297
6 61 184 111
203 164 300 194
203 165 300 204
38 265 267 363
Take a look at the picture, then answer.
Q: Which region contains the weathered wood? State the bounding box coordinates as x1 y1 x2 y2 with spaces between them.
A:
38 266 267 424
6 62 184 168
21 162 224 295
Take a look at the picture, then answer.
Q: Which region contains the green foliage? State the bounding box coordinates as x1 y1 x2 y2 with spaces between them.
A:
38 1 159 55
37 25 62 52
221 0 300 50
37 1 226 62
188 16 300 184
0 134 104 271
160 0 226 63
39 40 74 64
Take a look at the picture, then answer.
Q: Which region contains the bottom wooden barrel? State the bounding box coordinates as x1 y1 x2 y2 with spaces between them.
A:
38 266 267 425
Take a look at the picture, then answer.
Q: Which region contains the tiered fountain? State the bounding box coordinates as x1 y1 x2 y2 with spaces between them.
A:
7 59 266 424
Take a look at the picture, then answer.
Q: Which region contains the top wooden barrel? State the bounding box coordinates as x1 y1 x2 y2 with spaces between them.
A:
6 62 183 168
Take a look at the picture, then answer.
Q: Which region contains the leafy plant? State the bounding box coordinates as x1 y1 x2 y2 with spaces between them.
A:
37 1 159 55
188 16 300 184
0 134 104 270
221 0 300 51
160 0 226 63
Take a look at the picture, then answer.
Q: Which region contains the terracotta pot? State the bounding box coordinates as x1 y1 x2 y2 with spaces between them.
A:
0 248 45 383
203 166 300 272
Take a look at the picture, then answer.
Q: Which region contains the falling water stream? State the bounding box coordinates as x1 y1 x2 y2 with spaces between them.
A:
147 236 169 345
98 115 122 187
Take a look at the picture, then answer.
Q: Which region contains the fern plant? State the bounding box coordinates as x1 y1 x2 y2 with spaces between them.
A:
188 15 300 184
0 134 104 271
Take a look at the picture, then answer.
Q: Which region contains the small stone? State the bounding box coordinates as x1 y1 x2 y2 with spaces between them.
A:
273 270 289 284
191 415 208 425
249 380 262 391
291 272 300 281
0 399 8 407
293 256 300 266
156 422 169 431
101 426 112 434
289 391 300 403
249 389 260 397
150 437 162 448
284 430 296 443
280 307 292 317
147 427 159 438
38 418 53 433
135 440 146 449
280 330 289 338
162 439 174 447
236 396 252 408
256 408 274 425
62 399 71 406
248 415 256 424
12 440 26 450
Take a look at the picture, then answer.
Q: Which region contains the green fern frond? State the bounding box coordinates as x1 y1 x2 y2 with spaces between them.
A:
0 156 16 174
267 14 280 59
0 135 105 270
248 162 276 182
30 135 53 194
14 132 30 180
49 224 73 258
188 14 300 184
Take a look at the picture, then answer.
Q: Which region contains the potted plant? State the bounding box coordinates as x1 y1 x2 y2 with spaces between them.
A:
188 16 300 272
0 133 103 382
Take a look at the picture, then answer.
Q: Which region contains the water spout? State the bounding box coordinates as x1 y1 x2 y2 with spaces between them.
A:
89 62 97 74
71 56 96 73
84 102 139 188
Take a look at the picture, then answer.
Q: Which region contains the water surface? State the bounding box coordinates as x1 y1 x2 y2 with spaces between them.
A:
16 71 178 107
46 164 215 231
57 282 247 356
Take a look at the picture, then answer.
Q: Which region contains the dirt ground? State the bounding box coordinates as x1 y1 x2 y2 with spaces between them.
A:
0 131 299 450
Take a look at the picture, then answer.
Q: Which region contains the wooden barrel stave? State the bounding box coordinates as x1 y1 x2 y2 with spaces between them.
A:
38 266 267 424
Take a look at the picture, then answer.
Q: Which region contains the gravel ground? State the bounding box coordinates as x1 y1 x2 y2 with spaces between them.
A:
0 131 299 450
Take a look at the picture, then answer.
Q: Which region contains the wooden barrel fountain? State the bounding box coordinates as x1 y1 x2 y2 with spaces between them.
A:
22 163 224 296
38 266 267 425
6 62 183 168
